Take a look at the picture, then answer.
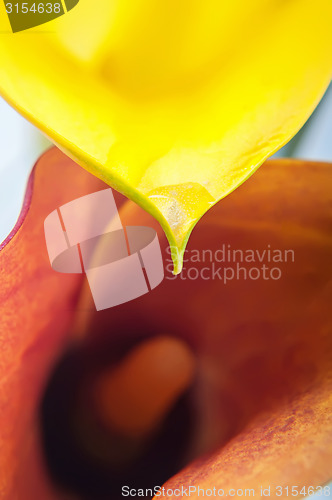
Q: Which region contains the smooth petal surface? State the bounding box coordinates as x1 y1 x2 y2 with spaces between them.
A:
155 161 332 496
107 160 332 494
0 148 104 499
0 0 331 273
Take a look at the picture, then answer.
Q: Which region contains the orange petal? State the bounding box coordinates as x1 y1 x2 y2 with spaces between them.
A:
163 160 332 494
0 148 104 499
99 160 332 493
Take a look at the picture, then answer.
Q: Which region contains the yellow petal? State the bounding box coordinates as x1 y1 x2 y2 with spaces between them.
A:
0 0 331 273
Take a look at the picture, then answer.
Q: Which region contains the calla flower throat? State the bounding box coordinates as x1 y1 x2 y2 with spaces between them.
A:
0 0 331 273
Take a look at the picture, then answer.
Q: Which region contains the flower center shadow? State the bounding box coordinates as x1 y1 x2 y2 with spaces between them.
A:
39 334 196 500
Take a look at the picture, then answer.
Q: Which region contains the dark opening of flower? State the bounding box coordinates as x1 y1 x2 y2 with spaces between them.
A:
41 335 196 499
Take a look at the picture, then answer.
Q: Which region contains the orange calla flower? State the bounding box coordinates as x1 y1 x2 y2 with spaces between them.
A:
0 148 331 499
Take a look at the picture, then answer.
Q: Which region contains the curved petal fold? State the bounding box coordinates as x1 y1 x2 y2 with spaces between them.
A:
0 148 104 499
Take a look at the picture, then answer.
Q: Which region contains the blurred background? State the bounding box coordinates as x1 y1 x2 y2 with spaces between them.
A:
0 83 331 244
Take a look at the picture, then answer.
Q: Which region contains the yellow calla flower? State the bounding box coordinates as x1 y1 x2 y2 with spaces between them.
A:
0 0 331 273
